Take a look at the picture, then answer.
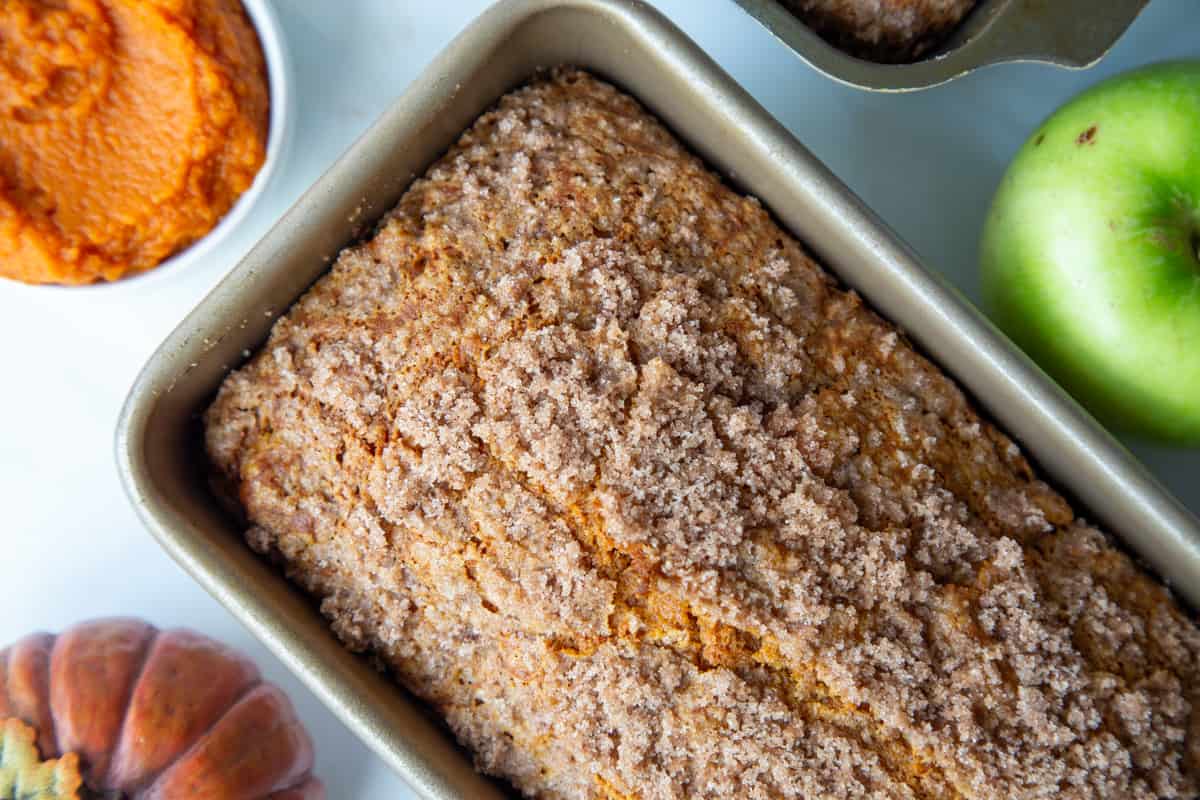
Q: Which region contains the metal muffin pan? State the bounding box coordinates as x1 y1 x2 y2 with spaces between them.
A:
734 0 1150 91
116 0 1200 797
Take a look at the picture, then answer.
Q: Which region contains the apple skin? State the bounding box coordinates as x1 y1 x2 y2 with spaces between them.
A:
981 61 1200 444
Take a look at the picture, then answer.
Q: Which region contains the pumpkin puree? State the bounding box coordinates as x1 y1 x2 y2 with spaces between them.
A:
0 0 269 285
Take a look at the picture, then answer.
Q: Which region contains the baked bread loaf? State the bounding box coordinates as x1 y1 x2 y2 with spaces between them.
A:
779 0 978 62
205 69 1200 799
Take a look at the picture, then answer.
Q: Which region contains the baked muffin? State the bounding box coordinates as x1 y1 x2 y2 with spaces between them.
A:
779 0 978 62
206 69 1200 799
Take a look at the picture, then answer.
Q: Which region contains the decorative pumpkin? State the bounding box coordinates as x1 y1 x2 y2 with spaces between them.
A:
0 619 324 799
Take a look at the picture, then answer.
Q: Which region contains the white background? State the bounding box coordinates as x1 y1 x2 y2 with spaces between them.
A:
2 1 1197 797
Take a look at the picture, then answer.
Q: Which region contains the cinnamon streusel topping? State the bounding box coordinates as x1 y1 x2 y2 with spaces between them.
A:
206 69 1200 800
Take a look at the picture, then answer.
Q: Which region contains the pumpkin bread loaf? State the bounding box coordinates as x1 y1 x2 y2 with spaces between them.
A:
778 0 978 62
205 70 1200 800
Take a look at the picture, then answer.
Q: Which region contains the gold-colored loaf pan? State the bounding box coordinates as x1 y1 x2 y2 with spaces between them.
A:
117 1 1200 798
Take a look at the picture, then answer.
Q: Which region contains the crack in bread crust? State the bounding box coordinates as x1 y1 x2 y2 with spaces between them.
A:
205 69 1200 800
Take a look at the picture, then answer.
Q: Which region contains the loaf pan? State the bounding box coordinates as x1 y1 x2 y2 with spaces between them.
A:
735 0 1149 91
115 0 1200 797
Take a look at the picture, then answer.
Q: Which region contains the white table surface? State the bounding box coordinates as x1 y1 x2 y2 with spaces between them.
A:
2 1 1197 797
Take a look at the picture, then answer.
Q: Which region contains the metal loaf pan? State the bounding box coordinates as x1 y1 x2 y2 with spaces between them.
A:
734 0 1149 91
116 0 1200 797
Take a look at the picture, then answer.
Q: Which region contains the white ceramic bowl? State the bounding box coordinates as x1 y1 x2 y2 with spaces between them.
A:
20 0 294 290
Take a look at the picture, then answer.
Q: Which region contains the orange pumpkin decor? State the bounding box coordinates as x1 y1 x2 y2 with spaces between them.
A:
0 619 324 799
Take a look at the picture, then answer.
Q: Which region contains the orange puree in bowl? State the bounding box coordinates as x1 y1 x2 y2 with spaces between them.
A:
0 0 269 285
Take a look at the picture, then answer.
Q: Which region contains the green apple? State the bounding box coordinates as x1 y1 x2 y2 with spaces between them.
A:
981 61 1200 444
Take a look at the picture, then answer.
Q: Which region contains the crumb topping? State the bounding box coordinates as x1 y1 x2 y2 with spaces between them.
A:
778 0 979 63
206 69 1200 800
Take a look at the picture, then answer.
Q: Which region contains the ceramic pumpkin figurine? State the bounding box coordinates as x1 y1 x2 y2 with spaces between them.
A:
0 619 324 799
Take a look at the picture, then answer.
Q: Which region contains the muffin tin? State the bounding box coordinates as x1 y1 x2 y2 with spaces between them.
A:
116 0 1200 797
734 0 1150 91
